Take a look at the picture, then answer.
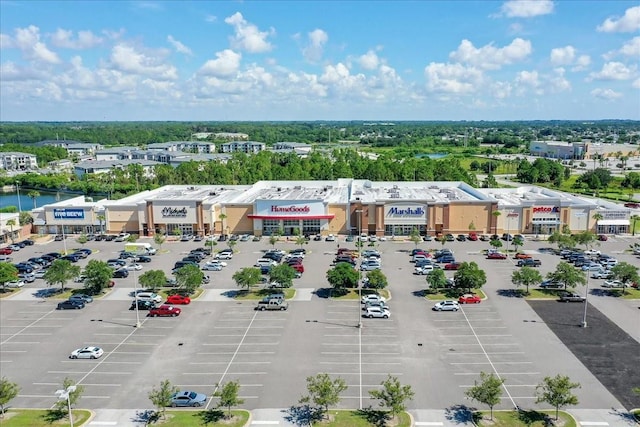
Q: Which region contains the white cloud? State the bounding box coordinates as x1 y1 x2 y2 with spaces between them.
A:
500 0 554 18
632 78 640 89
0 61 45 81
572 55 591 71
588 61 637 81
4 25 61 63
50 29 103 49
424 62 484 94
302 29 328 63
550 45 575 66
549 67 571 92
619 36 640 58
205 15 217 23
491 81 512 99
224 12 274 53
199 49 242 77
359 50 380 70
591 88 623 100
597 6 640 33
449 38 532 70
109 43 178 80
167 35 192 56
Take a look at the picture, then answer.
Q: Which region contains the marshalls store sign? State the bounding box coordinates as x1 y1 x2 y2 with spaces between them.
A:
385 204 427 223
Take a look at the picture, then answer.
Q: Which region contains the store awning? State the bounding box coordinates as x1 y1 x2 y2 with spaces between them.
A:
247 214 335 220
598 219 629 226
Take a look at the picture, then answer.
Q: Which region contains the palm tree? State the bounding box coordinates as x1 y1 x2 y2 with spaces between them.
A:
631 214 640 237
6 219 16 243
218 213 227 236
592 212 603 234
97 214 106 235
492 210 501 235
27 190 40 209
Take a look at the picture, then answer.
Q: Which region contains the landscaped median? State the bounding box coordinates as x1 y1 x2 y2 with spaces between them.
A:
0 409 92 426
473 409 577 427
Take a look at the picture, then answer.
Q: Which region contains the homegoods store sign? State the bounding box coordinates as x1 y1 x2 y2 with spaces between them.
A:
255 200 325 217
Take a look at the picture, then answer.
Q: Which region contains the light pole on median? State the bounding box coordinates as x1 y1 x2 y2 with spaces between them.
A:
133 267 141 328
15 181 22 212
356 209 363 329
582 272 590 328
55 385 76 427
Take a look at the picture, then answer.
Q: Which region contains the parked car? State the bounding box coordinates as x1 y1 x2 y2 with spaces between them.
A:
363 306 390 319
69 294 93 304
517 259 541 267
202 262 223 271
113 269 129 278
445 234 455 241
325 234 336 242
559 292 586 302
0 247 13 255
361 294 386 304
467 233 478 241
57 300 85 310
591 270 612 279
130 300 157 310
432 300 460 311
137 256 152 263
170 391 207 407
215 251 233 260
456 234 466 241
125 263 143 271
69 346 103 359
18 272 36 283
487 252 507 260
136 292 163 303
597 234 608 241
602 280 629 288
414 265 434 275
114 233 131 242
360 261 381 271
6 280 25 288
443 262 461 270
166 294 191 305
514 253 532 259
458 294 481 304
539 280 563 289
148 305 181 317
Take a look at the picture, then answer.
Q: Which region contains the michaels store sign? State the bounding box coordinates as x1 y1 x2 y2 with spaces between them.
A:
385 204 427 223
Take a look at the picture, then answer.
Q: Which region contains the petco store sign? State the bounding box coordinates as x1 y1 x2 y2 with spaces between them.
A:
255 200 325 217
384 204 427 224
532 206 560 215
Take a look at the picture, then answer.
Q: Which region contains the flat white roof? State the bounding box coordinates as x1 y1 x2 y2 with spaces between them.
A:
232 180 350 204
350 180 491 204
479 186 594 207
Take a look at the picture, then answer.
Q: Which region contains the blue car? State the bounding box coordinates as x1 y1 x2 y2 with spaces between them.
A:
170 390 207 407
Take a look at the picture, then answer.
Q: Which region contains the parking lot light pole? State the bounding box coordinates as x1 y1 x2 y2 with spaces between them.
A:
15 181 22 212
133 268 141 328
582 274 590 328
356 210 363 329
55 385 76 427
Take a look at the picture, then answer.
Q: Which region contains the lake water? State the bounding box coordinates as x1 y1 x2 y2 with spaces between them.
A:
415 153 448 159
0 191 77 211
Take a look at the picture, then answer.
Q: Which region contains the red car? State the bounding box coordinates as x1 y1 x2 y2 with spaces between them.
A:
597 234 608 241
0 247 13 255
444 262 461 270
467 233 478 241
487 252 507 260
166 294 191 305
148 305 181 317
513 253 532 260
459 294 482 304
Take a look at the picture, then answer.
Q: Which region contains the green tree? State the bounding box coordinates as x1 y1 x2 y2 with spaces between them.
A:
489 238 502 250
365 269 388 290
0 263 19 292
631 214 640 236
573 231 596 251
294 232 307 249
232 267 262 291
426 269 448 293
214 380 245 419
546 261 587 291
491 210 501 235
172 228 182 239
54 378 84 418
512 235 524 252
536 374 580 421
44 259 80 292
409 228 421 248
148 379 178 420
548 231 575 250
464 372 504 421
218 213 228 236
75 233 88 247
27 189 40 209
82 260 114 295
609 262 639 293
511 266 543 295
269 264 296 288
19 211 32 227
174 264 204 294
592 212 603 233
153 232 166 252
6 219 16 243
269 233 280 249
138 269 168 292
454 262 487 294
369 375 415 423
326 262 359 295
204 238 217 258
0 377 19 417
304 373 347 420
127 234 139 243
227 239 237 252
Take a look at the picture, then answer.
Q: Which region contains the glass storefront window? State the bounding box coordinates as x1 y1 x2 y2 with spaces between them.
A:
384 224 426 236
263 219 281 236
302 219 320 235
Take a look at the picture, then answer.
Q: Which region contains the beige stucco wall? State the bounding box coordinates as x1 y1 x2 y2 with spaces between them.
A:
225 205 253 234
106 207 139 234
328 205 348 235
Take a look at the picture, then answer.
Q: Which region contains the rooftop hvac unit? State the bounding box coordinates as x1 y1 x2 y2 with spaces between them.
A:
294 186 302 190
209 192 217 196
390 193 400 199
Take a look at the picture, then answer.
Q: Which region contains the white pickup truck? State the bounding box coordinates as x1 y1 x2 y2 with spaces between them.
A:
255 300 289 311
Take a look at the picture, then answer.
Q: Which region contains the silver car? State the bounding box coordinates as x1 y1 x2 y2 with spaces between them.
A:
363 306 390 319
432 300 460 311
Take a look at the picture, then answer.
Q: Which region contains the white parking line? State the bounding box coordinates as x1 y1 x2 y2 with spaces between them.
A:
322 351 400 355
415 423 444 426
447 352 525 355
49 370 133 375
62 360 142 365
20 394 110 399
454 372 540 375
251 422 279 425
184 372 267 375
579 422 609 426
197 351 275 355
1 341 40 344
202 342 280 346
0 350 26 353
450 361 532 365
320 361 401 365
190 361 270 365
109 351 151 355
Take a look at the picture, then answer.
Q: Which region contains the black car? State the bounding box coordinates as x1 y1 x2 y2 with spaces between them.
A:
54 234 65 241
290 248 307 255
72 251 89 259
130 300 156 310
120 251 137 259
62 254 81 263
94 234 105 241
113 269 129 278
15 263 33 273
445 234 455 241
313 235 322 241
559 291 585 303
76 248 92 256
44 252 62 259
137 256 152 263
260 265 272 274
104 234 116 241
20 239 35 246
57 300 85 310
218 234 228 242
517 258 541 267
456 235 466 241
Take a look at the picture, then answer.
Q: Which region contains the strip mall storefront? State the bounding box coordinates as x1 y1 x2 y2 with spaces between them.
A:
383 203 428 236
596 210 630 234
530 206 561 235
248 200 338 236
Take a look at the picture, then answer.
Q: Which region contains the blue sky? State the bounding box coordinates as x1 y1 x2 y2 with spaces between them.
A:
1 0 638 121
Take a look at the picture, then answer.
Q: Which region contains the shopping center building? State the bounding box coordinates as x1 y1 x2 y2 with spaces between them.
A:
29 180 634 237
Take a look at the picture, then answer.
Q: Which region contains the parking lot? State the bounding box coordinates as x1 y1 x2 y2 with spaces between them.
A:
1 233 639 422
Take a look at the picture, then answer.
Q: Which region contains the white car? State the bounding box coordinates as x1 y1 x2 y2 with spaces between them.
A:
361 294 386 304
432 300 460 311
325 234 336 242
414 265 434 275
6 280 25 288
602 280 629 288
69 346 104 359
255 258 277 267
581 263 604 271
19 272 36 283
215 251 233 260
114 233 130 242
363 306 390 319
360 261 381 271
591 270 611 279
583 249 601 256
125 263 143 271
202 262 223 271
